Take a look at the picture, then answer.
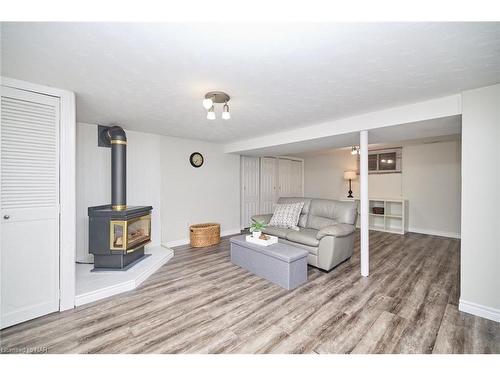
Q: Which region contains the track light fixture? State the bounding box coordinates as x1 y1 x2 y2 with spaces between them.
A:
202 91 231 120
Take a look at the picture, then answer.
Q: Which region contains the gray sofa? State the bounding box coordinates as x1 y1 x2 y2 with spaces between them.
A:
251 197 357 271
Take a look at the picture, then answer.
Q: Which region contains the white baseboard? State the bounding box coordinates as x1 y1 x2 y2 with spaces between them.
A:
163 238 191 248
163 228 241 248
408 227 461 239
75 246 173 306
459 299 500 323
76 277 138 307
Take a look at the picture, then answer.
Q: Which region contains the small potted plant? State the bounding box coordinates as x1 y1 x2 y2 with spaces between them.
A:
250 219 267 239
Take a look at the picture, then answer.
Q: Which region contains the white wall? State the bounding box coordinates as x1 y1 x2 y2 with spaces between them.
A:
302 139 461 237
403 141 461 237
76 123 162 262
303 150 358 199
303 149 404 200
76 123 241 262
160 137 240 247
460 84 500 321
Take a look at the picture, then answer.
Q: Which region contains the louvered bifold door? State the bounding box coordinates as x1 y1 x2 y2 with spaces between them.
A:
290 160 303 197
278 158 292 197
1 86 60 329
241 156 260 228
259 157 277 214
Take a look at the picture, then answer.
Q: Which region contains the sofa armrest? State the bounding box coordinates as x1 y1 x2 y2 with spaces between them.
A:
316 224 355 239
251 214 273 225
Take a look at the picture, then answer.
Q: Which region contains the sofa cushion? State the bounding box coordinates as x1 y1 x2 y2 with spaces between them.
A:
280 238 319 256
306 199 357 229
307 216 338 230
332 201 358 225
286 227 320 247
262 226 292 239
277 197 311 227
316 224 356 239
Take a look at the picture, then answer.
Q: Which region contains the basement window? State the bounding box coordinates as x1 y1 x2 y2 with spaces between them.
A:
358 147 402 174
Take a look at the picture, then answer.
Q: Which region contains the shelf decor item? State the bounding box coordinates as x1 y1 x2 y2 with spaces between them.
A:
189 152 204 168
249 218 267 239
343 170 357 198
190 223 221 247
245 234 278 246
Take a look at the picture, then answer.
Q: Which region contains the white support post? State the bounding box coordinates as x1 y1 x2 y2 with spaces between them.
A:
360 130 369 277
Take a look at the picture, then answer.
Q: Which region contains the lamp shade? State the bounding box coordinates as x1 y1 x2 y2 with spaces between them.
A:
344 170 357 180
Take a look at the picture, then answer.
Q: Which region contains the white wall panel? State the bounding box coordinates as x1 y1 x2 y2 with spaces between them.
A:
76 123 161 262
460 84 500 320
160 137 240 244
77 123 241 255
301 140 461 237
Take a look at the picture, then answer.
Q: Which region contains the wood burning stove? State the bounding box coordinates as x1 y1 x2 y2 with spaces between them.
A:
88 125 153 270
88 205 152 269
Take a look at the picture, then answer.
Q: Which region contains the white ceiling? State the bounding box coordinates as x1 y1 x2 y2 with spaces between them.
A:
242 115 462 156
1 22 499 143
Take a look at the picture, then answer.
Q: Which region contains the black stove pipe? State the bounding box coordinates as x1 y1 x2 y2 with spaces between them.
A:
106 126 127 211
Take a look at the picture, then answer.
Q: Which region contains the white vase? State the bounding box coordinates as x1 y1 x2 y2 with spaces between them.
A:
252 231 262 238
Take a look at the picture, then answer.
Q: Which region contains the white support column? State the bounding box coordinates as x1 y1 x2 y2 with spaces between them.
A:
360 130 369 277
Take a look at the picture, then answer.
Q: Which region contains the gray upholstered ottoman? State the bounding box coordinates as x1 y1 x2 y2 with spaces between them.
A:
230 235 308 290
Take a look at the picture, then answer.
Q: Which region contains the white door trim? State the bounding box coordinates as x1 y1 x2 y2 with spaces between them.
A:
1 76 76 311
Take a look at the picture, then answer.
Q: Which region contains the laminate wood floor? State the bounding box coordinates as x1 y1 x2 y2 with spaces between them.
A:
1 231 499 354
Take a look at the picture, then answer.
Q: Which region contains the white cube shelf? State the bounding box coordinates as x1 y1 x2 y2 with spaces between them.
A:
352 198 408 235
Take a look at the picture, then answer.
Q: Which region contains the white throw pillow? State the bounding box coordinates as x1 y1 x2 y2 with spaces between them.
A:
269 202 305 229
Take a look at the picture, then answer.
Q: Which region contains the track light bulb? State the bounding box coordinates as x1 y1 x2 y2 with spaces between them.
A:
202 97 214 110
207 106 216 120
222 103 230 120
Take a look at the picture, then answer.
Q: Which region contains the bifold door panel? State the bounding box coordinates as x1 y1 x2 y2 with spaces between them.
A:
1 86 60 329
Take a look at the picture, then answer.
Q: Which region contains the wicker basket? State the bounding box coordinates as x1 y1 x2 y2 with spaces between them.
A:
190 223 221 248
372 207 384 215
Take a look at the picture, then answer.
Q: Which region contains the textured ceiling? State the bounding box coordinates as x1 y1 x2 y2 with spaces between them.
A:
242 115 462 156
1 22 499 142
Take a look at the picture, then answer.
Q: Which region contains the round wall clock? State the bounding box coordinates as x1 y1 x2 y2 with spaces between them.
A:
189 152 204 168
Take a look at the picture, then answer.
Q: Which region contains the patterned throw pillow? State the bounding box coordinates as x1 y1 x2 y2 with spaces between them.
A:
269 202 305 229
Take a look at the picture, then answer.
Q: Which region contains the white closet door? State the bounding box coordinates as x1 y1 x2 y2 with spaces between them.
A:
290 160 303 196
259 157 277 214
240 156 260 228
278 158 292 197
1 86 60 329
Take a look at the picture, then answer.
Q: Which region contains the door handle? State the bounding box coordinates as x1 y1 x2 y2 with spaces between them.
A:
3 215 10 219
